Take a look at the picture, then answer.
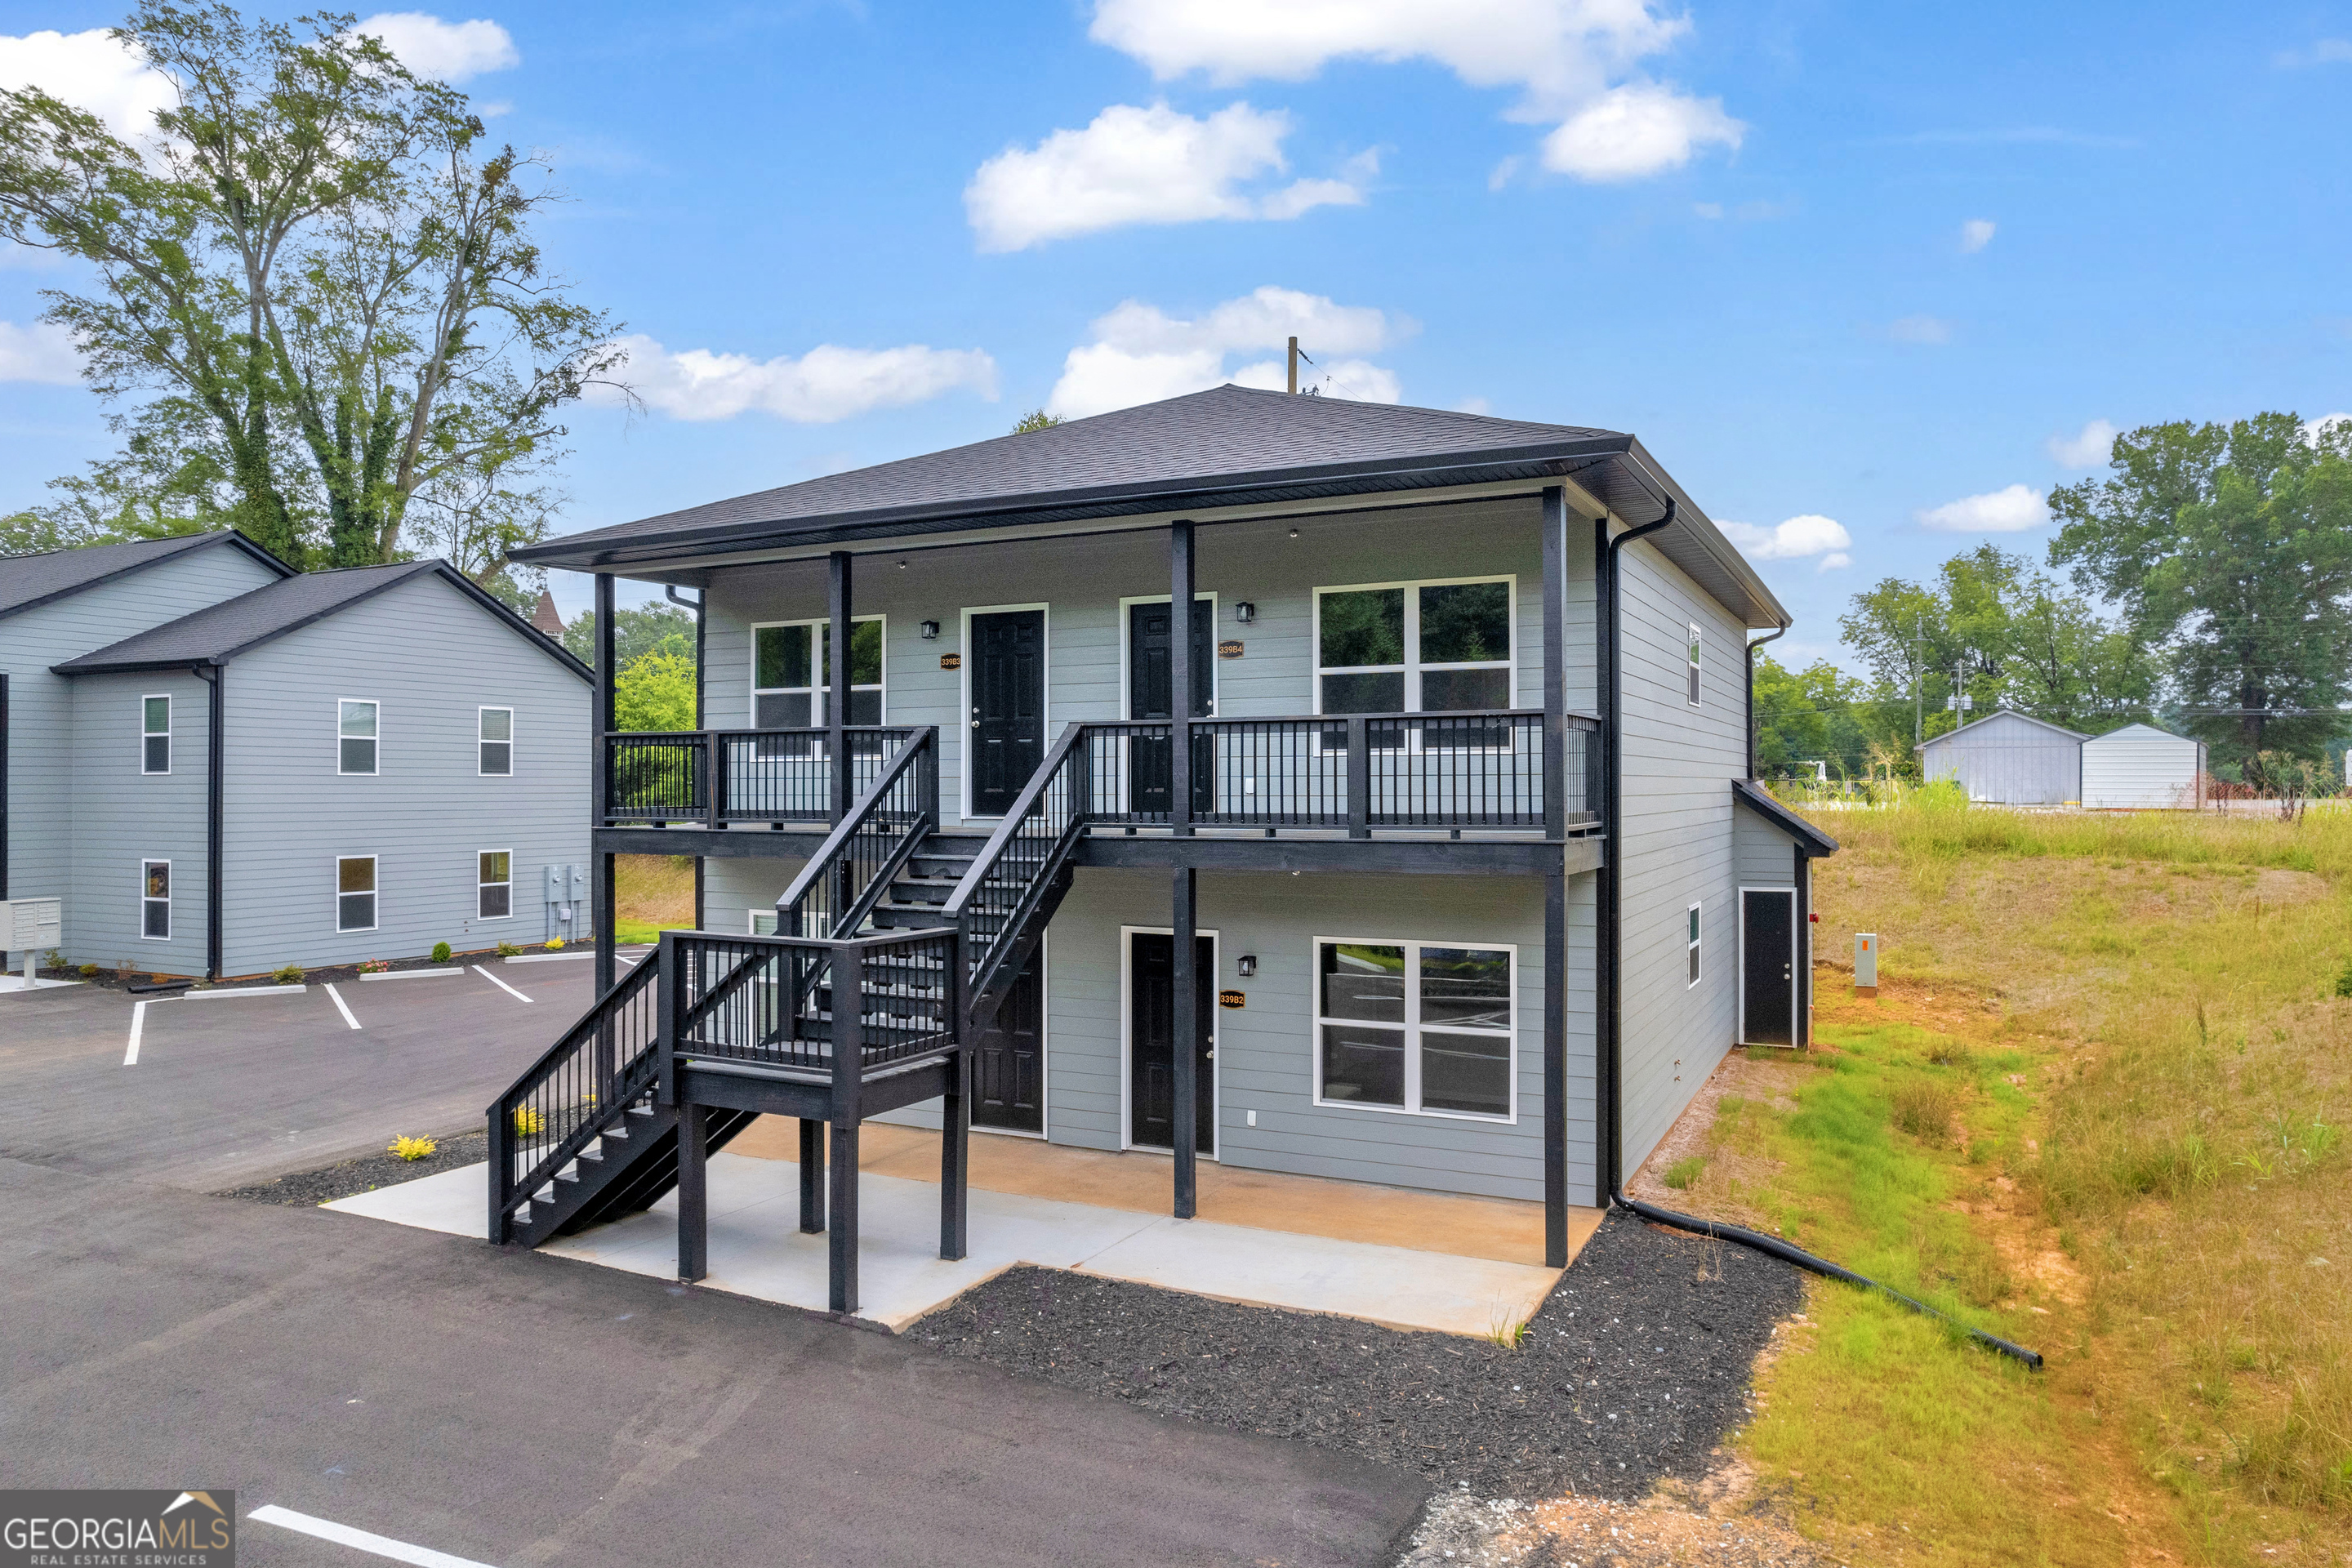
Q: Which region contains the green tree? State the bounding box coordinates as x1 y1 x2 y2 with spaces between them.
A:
612 636 697 732
1752 653 1875 776
2049 414 2352 760
1010 408 1062 433
562 603 697 672
0 2 620 566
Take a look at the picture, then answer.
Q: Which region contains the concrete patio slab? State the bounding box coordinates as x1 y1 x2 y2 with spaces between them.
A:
327 1153 1563 1337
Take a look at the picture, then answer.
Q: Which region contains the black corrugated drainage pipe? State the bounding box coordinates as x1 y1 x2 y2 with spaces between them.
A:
1597 501 2042 1371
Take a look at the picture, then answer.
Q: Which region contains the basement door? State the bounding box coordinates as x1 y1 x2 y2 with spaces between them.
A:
971 947 1044 1134
1127 599 1215 818
1128 932 1215 1154
1740 888 1797 1048
969 609 1045 817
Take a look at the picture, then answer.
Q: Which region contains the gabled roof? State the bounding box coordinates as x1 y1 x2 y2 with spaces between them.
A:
51 559 591 681
1732 777 1839 858
2082 721 2202 747
0 530 292 621
1912 708 2090 751
513 384 1790 628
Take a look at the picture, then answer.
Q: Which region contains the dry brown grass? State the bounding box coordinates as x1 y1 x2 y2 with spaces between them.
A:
612 854 695 927
1803 800 2352 1565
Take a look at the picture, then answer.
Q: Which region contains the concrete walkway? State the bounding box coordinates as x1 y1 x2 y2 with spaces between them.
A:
331 1149 1570 1337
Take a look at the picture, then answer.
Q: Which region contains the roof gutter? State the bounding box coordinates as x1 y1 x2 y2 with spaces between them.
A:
191 663 224 982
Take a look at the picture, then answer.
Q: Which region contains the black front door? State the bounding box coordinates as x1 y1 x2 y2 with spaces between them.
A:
1741 889 1796 1046
1128 599 1214 817
1129 932 1214 1153
972 947 1044 1133
970 610 1045 816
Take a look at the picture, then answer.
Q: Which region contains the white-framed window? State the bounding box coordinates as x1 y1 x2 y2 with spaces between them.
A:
338 699 379 775
1313 938 1515 1121
478 707 513 776
1686 622 1703 708
142 694 171 774
140 859 170 940
337 855 378 932
478 850 511 920
750 617 884 729
1687 902 1703 987
1314 577 1513 719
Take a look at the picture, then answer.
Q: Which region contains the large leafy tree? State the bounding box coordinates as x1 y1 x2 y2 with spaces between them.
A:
2048 414 2352 759
0 2 621 571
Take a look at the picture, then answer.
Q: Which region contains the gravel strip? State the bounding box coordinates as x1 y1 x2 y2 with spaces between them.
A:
910 1209 1802 1501
216 1129 487 1206
1397 1491 1826 1567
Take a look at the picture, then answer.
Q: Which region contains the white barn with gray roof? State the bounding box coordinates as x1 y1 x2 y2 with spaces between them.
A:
1914 709 2087 805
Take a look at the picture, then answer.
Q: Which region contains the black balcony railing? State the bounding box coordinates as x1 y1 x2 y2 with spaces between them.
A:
604 726 921 824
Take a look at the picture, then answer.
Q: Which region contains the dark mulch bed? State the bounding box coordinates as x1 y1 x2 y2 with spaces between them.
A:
217 1129 488 1207
908 1209 1802 1502
46 942 579 992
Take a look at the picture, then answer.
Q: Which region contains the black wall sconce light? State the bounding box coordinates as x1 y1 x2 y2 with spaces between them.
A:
1236 953 1257 978
920 620 940 639
1234 601 1255 624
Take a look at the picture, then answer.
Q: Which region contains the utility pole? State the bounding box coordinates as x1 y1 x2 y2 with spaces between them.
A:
1910 613 1923 746
1286 336 1298 394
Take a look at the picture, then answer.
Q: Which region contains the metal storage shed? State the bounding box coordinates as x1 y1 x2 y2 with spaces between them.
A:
1914 710 2087 805
2080 723 2205 810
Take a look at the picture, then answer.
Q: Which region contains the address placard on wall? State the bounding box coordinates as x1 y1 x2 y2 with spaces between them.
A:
1218 639 1244 659
939 653 961 670
1218 989 1245 1009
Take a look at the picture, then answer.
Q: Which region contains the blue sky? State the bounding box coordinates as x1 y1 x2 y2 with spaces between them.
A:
2 1 2347 666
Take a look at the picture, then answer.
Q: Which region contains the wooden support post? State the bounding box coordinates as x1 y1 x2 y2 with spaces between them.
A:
828 551 853 826
827 941 863 1314
1541 485 1567 842
940 1040 969 1261
799 1116 826 1232
1543 866 1568 1267
1171 866 1198 1220
1169 520 1196 839
677 1100 708 1281
593 572 617 998
1346 716 1370 838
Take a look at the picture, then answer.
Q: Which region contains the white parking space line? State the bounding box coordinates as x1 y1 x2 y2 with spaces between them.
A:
325 982 362 1030
358 967 465 982
182 983 307 999
472 964 533 1004
247 1505 495 1568
124 1000 148 1066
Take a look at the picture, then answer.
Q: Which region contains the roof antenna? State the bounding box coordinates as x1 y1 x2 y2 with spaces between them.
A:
1287 336 1314 394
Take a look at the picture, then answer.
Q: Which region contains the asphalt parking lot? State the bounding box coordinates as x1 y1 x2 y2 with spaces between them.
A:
0 956 619 1191
0 959 1432 1565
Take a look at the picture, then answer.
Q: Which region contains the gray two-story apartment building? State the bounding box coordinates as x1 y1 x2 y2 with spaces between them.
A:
0 533 592 979
491 386 1835 1313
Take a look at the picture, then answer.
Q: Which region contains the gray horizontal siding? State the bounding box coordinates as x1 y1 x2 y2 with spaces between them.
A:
65 670 213 972
1918 711 2081 804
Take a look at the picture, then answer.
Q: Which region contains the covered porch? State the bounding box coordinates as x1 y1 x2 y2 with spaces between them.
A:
334 1118 1597 1336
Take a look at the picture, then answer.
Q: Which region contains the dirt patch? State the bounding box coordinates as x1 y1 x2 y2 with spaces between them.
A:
1628 1050 1805 1225
2252 866 2329 906
1396 1484 1827 1567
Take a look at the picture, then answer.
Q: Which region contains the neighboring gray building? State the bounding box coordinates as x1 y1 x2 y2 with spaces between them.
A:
2 539 590 978
489 385 1839 1307
2081 722 2205 809
1915 708 2087 804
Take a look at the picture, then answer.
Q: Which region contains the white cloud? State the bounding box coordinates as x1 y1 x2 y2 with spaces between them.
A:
1692 201 1723 219
1046 285 1406 418
1540 82 1742 180
2047 417 2118 469
964 102 1372 251
1916 483 2048 533
1888 314 1953 345
349 14 519 83
1088 0 1739 185
1719 513 1851 563
1960 217 1995 252
1817 551 1851 572
2274 38 2352 67
0 319 81 383
598 335 997 423
0 28 175 145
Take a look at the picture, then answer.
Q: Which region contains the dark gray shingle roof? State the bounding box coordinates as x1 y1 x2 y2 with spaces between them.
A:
52 559 590 681
1733 778 1839 857
511 383 1788 627
0 531 288 621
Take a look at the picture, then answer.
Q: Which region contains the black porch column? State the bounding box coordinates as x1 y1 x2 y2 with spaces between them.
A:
828 939 863 1314
1169 520 1196 838
941 1043 969 1260
1540 486 1567 841
1171 866 1198 1219
593 572 617 996
1544 866 1568 1267
828 551 853 825
676 1101 708 1281
799 1116 826 1232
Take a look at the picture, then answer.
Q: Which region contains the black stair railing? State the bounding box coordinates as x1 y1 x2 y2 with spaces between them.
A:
774 726 938 939
488 956 660 1244
662 926 958 1078
940 721 1090 1022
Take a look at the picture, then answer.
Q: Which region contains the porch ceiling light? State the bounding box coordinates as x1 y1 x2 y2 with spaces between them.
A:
920 620 940 639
